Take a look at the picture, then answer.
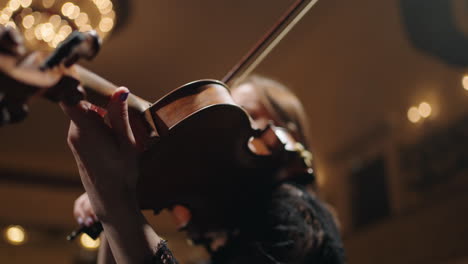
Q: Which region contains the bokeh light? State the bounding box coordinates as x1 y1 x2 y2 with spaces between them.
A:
0 0 116 50
463 75 468 91
4 225 27 245
418 102 432 118
79 233 100 250
407 106 421 123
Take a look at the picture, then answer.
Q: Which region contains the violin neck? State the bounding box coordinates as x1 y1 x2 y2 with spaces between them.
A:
73 65 158 145
73 65 151 113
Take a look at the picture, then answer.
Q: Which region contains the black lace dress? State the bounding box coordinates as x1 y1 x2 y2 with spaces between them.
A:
152 183 346 264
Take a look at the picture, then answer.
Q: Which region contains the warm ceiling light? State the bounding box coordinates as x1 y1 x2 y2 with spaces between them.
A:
4 225 27 246
0 0 118 50
407 106 421 123
418 102 432 118
21 14 34 28
9 0 20 11
19 0 31 8
48 14 61 27
79 233 100 250
69 5 80 19
75 12 88 27
99 17 113 32
463 75 468 91
42 0 55 8
61 2 74 18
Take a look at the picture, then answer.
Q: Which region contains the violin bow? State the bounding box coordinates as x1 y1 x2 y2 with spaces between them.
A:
222 0 320 85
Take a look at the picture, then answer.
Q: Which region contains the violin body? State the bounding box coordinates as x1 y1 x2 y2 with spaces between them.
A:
137 80 270 209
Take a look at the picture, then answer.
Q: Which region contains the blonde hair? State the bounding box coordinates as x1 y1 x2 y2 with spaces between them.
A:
232 75 310 148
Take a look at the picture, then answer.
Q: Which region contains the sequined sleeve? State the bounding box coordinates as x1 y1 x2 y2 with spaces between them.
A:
152 240 179 264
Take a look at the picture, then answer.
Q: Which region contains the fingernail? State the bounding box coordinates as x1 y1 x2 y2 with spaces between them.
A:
79 101 90 111
85 217 94 226
119 92 129 102
77 217 83 225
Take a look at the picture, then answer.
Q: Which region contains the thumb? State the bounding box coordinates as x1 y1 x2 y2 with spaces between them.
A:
106 87 135 148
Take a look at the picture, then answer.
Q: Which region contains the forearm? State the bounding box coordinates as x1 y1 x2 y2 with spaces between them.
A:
63 88 166 263
97 234 116 264
100 201 162 264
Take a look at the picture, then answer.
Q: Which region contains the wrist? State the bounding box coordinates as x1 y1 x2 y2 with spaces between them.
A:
95 195 140 223
99 205 163 263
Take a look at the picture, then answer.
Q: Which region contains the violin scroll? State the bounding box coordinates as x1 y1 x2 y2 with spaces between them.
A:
0 27 30 126
0 26 26 57
0 27 105 126
40 30 101 71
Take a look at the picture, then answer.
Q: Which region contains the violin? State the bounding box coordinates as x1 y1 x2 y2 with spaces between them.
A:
0 0 318 239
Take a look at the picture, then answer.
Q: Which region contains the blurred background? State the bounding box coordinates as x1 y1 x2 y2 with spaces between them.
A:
1 0 468 263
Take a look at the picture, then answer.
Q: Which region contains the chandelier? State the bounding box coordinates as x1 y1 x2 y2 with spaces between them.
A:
0 0 123 50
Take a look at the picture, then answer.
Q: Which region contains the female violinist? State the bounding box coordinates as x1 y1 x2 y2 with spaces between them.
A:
66 75 346 264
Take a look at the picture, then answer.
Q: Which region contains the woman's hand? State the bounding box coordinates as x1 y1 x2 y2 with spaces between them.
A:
73 192 98 226
61 87 139 220
62 88 162 263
